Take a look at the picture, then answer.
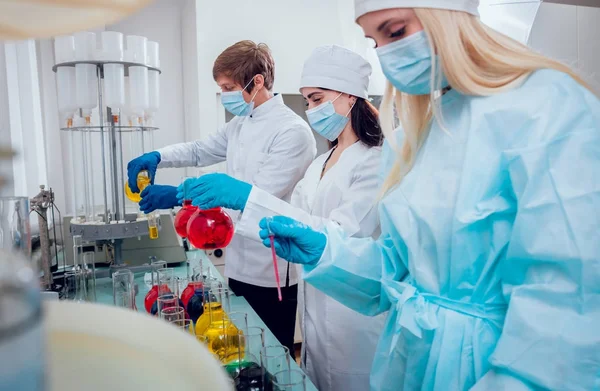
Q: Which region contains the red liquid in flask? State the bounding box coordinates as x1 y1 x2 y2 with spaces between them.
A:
143 283 171 314
174 200 198 238
181 281 204 309
186 207 234 250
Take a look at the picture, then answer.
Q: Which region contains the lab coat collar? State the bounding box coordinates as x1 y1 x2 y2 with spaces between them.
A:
249 93 284 119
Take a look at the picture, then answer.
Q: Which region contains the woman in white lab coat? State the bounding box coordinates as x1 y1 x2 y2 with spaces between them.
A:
181 45 386 391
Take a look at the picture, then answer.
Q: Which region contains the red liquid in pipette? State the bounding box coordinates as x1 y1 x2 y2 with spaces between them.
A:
269 234 283 302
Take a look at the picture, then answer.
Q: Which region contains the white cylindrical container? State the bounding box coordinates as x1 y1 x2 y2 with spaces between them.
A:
75 63 98 122
128 67 149 124
146 41 160 124
56 67 77 127
104 64 125 116
54 35 75 64
126 35 147 65
74 32 98 122
100 31 123 61
74 31 96 61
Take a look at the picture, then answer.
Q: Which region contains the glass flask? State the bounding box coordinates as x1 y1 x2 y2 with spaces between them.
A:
174 200 198 238
143 258 166 313
186 207 234 250
195 287 241 363
124 170 151 203
174 177 198 238
181 266 204 310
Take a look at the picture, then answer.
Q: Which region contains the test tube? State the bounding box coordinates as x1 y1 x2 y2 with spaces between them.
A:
147 212 159 240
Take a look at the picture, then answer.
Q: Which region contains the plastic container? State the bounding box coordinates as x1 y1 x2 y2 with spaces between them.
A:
54 35 75 64
146 41 160 124
101 31 125 117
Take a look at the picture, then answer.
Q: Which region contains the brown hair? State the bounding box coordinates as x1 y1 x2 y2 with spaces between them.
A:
212 40 275 91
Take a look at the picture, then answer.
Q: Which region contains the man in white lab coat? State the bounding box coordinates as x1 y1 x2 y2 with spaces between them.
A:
127 40 316 357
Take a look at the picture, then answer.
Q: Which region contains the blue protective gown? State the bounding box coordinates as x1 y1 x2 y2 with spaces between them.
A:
302 69 600 391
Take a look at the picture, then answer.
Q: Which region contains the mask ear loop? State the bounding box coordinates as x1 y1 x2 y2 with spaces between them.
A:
244 75 262 103
345 98 356 117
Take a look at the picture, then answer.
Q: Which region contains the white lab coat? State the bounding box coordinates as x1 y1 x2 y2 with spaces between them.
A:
237 142 387 391
157 94 316 287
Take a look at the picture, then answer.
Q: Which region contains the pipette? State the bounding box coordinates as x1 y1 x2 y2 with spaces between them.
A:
266 217 283 301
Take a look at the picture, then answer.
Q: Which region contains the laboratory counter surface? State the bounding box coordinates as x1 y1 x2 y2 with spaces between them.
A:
94 251 317 391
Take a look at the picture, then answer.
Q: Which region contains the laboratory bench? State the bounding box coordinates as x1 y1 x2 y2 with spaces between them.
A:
93 250 317 391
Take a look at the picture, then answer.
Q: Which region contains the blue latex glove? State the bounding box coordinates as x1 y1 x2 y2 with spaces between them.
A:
176 173 252 211
258 216 326 265
127 151 161 192
139 185 180 213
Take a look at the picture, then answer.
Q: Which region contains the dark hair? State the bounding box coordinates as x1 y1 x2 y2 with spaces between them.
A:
331 97 383 148
212 40 275 91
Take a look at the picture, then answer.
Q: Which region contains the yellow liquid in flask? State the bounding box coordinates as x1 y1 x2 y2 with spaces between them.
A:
195 302 244 363
124 172 151 203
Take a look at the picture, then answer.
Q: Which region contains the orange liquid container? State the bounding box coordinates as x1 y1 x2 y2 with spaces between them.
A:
124 171 151 203
174 200 198 238
186 208 234 250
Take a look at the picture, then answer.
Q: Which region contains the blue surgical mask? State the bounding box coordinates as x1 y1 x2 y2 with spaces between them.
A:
305 92 353 141
221 78 259 116
376 31 448 95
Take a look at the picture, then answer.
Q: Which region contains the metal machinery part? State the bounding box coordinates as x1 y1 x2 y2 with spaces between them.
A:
54 60 162 275
30 185 55 290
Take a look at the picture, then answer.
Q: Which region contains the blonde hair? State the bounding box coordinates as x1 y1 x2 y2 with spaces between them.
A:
379 8 595 196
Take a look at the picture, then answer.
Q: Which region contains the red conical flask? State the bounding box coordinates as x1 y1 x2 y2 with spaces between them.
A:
174 200 198 238
186 207 234 250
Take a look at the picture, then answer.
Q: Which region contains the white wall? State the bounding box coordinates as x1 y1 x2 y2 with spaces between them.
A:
107 0 188 186
529 3 600 91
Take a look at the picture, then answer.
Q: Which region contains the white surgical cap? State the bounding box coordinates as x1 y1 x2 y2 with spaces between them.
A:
354 0 480 20
299 45 371 99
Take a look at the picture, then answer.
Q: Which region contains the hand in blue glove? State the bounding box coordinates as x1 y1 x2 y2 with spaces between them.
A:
139 185 181 213
127 151 161 192
258 216 326 265
176 173 252 211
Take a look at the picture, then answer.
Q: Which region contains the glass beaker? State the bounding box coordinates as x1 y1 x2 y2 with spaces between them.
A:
82 252 96 302
63 269 86 302
124 170 151 203
160 306 184 322
272 369 307 391
170 319 195 336
228 312 248 335
112 269 135 309
157 295 179 316
186 207 234 250
261 345 291 389
144 258 166 313
226 326 266 387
